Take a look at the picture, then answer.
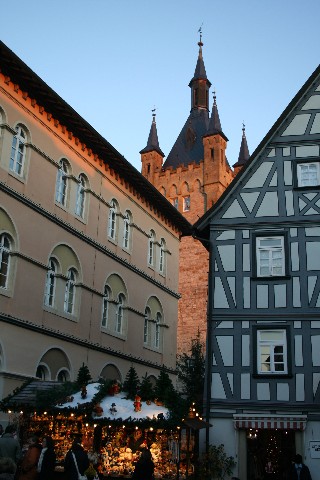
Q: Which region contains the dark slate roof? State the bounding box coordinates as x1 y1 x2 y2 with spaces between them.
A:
189 41 211 87
233 124 250 168
163 108 209 169
204 93 228 141
139 114 165 156
4 380 63 409
0 41 192 237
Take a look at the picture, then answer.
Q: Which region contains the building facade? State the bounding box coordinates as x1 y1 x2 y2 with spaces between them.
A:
141 37 249 353
194 64 320 479
0 41 191 423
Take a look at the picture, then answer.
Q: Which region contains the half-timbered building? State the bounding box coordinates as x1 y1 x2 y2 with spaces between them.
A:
193 64 320 479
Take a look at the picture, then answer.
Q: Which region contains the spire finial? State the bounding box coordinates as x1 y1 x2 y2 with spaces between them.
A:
152 107 156 123
198 23 204 47
213 89 217 105
242 121 246 137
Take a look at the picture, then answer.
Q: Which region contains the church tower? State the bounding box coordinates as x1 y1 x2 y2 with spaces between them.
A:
140 36 248 353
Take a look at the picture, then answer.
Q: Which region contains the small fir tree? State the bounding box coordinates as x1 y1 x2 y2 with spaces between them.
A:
176 331 205 406
76 363 92 387
139 373 154 402
154 367 176 406
123 366 140 400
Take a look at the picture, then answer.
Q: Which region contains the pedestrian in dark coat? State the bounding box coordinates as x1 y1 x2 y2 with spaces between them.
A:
0 426 21 467
64 438 89 480
132 448 155 480
37 436 56 480
16 435 42 480
287 454 312 480
0 457 16 480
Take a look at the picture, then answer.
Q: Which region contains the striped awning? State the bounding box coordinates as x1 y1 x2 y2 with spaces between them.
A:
233 415 307 431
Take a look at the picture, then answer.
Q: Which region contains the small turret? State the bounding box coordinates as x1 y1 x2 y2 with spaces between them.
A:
233 123 250 175
140 110 164 182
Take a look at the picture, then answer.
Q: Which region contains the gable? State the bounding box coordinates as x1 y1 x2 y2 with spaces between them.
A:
195 65 320 231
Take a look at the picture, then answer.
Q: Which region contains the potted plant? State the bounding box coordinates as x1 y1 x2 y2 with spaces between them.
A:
199 444 236 480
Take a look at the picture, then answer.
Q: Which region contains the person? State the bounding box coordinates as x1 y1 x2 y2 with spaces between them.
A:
132 448 155 480
64 437 89 480
287 454 312 480
0 426 21 468
16 435 41 480
0 457 16 480
37 436 56 480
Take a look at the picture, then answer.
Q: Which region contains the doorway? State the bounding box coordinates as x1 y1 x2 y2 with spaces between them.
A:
247 428 295 480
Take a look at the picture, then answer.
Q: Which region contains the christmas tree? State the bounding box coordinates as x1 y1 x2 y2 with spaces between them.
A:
139 373 154 402
123 366 140 400
76 363 92 387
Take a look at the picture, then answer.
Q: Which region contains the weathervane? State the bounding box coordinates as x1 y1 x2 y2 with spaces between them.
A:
152 106 156 122
198 23 204 45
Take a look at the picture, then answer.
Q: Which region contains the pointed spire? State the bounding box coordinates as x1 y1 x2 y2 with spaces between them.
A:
233 122 250 170
189 29 210 85
204 91 228 140
139 109 164 156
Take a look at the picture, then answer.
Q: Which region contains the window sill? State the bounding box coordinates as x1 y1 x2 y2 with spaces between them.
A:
251 275 291 281
253 373 292 379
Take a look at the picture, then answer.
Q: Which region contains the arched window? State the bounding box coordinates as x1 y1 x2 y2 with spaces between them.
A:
108 200 117 240
148 230 155 266
0 234 11 289
159 239 166 274
44 258 57 307
102 284 111 327
75 174 86 217
116 293 125 334
55 159 68 206
144 307 151 344
57 369 69 382
36 365 50 380
10 125 27 176
64 267 77 314
155 312 162 348
123 211 131 249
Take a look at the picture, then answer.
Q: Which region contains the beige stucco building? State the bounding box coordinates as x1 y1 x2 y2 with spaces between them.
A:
0 41 191 422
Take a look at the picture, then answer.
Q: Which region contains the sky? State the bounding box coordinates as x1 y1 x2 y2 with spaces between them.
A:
1 0 320 172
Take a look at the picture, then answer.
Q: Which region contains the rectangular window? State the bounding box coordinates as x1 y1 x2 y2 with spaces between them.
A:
172 198 178 209
257 329 288 374
183 196 190 212
297 162 320 187
256 236 285 277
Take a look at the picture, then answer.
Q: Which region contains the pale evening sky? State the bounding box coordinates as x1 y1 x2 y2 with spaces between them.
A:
1 0 319 172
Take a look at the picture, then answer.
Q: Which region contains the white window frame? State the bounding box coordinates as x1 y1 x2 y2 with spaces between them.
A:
10 125 26 176
297 162 320 187
144 307 151 345
64 267 77 315
108 200 117 240
148 231 155 266
102 284 111 328
155 312 161 349
256 236 285 277
116 293 125 334
257 329 288 374
123 211 131 250
44 258 57 307
0 234 11 290
55 159 68 206
159 239 165 274
75 174 86 217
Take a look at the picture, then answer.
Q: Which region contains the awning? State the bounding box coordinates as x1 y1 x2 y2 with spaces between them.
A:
233 414 307 431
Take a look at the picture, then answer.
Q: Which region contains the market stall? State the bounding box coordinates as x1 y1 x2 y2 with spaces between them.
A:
1 381 199 480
